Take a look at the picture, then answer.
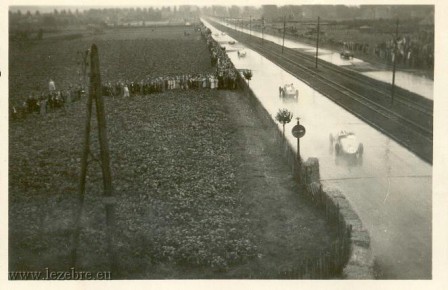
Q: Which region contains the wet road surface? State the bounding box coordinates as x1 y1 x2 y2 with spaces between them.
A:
203 19 432 279
216 19 434 100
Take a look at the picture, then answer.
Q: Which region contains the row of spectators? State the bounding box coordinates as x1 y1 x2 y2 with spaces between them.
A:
102 73 221 98
10 80 86 120
11 72 226 119
374 36 433 69
203 27 239 90
325 36 433 69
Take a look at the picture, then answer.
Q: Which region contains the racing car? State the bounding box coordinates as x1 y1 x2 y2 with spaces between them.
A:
279 83 298 99
340 49 354 59
228 40 236 45
330 130 364 165
237 49 247 58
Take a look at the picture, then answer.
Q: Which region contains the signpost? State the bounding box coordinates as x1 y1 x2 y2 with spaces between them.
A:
292 123 306 139
292 118 306 183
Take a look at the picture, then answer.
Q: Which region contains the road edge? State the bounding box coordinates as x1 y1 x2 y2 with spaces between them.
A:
237 73 375 279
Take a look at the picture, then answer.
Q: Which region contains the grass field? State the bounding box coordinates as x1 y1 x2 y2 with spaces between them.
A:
9 25 336 279
9 26 213 105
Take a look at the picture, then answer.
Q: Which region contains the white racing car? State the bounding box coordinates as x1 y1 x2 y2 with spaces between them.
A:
237 49 247 57
279 83 299 99
330 130 364 165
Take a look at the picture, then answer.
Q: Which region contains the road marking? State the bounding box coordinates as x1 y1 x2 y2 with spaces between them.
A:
383 177 391 203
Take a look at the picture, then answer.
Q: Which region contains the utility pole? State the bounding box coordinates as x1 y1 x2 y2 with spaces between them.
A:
262 24 264 45
249 15 252 39
391 18 399 104
71 44 116 275
297 119 301 169
282 16 286 54
261 17 264 45
315 16 320 69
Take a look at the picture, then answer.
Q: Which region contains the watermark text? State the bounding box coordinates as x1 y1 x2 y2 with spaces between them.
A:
9 268 111 280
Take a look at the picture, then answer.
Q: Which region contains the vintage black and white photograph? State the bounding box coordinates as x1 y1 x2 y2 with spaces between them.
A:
3 0 448 287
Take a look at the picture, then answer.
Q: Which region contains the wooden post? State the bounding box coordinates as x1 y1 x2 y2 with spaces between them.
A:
91 44 116 274
70 54 94 267
71 44 116 275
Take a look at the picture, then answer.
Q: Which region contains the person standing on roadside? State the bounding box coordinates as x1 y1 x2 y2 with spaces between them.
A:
123 84 130 98
49 79 56 94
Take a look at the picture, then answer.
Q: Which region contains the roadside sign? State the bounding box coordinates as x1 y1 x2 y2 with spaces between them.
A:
292 124 306 138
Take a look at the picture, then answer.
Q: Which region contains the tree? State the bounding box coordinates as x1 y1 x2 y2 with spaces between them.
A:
275 108 293 138
43 15 56 27
37 29 43 40
243 69 252 87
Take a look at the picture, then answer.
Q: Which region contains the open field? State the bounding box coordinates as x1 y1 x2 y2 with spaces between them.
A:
9 25 213 105
9 25 336 278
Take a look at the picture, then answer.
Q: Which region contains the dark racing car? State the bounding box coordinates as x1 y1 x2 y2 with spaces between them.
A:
340 50 354 59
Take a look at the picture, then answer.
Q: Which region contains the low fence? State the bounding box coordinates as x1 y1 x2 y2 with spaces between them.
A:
237 73 374 279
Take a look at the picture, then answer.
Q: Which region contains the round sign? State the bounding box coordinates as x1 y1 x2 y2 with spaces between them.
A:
292 124 306 138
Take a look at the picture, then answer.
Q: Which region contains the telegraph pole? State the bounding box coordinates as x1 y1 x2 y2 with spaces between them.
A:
71 44 117 275
261 17 264 45
315 16 320 68
249 15 252 39
297 119 301 167
282 16 286 53
391 18 399 104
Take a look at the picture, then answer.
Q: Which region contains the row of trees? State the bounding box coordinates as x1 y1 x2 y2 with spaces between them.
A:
9 6 201 30
205 5 434 22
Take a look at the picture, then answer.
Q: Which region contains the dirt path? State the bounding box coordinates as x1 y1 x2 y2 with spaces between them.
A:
220 90 336 277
